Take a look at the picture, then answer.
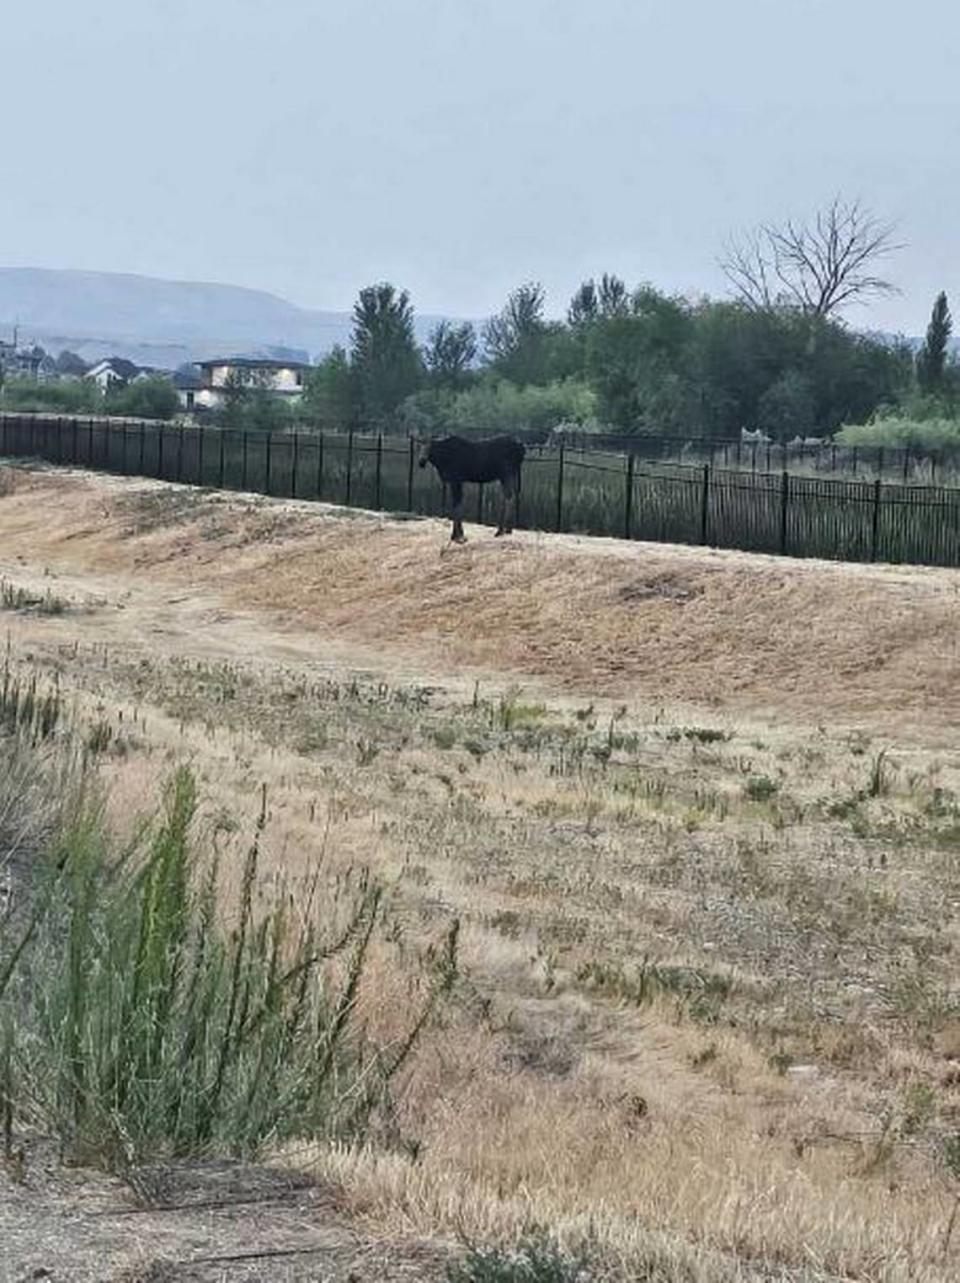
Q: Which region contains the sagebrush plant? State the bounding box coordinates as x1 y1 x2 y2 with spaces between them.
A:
446 1233 596 1283
1 757 458 1167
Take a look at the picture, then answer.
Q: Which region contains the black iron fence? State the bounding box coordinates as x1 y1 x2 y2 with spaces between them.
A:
550 430 959 484
2 413 959 569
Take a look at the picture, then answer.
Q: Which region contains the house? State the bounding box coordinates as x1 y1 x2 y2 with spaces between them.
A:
84 357 142 391
193 357 310 410
172 367 204 412
0 342 48 380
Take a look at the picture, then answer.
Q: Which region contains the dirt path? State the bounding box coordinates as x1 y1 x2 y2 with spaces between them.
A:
1 1143 448 1282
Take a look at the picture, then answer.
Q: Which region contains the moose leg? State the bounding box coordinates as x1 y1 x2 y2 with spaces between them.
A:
496 475 516 536
450 480 466 543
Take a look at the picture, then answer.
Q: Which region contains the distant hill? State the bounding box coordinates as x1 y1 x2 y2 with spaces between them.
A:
0 268 456 368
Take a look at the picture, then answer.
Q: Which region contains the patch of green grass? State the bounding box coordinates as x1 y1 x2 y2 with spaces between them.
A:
576 956 733 1023
665 725 732 745
446 1233 595 1283
494 691 548 733
743 775 779 803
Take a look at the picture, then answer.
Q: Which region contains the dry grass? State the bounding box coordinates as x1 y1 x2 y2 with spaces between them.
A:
2 466 960 1278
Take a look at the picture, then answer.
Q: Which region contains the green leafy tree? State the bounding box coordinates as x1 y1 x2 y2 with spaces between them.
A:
599 273 631 317
303 345 355 427
55 350 88 377
584 288 695 430
916 292 952 394
350 283 423 425
757 369 817 438
567 280 598 328
105 376 179 420
483 282 548 384
423 321 477 389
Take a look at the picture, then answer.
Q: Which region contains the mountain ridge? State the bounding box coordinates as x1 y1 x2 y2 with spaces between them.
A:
0 267 456 368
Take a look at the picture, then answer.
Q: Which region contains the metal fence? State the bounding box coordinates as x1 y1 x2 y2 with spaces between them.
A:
2 412 959 569
550 430 959 483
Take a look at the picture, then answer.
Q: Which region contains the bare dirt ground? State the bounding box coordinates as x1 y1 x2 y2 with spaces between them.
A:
2 464 960 1281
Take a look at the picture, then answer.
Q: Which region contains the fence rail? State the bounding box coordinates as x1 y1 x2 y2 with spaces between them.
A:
1 412 959 569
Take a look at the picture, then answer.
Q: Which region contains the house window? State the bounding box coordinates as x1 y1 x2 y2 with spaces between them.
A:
295 370 303 387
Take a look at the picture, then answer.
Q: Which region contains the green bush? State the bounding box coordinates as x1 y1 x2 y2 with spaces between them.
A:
400 378 599 439
446 1234 595 1283
1 761 457 1166
106 376 180 420
0 376 103 415
836 415 960 452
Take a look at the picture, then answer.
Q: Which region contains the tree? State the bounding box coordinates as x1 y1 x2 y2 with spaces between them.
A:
350 283 423 425
916 292 952 393
599 274 630 317
584 288 695 431
423 321 477 388
720 197 900 318
567 280 598 328
757 370 817 439
107 375 179 420
567 274 630 328
303 345 355 427
483 282 547 383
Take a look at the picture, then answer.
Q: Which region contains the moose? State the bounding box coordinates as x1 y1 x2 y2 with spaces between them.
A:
419 435 525 544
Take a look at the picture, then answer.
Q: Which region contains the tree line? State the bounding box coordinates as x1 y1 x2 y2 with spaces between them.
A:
301 199 957 442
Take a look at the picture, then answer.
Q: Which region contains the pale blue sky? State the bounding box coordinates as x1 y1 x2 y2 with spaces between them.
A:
7 0 958 330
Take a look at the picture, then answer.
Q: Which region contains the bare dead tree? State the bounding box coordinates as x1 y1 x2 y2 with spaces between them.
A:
720 198 902 318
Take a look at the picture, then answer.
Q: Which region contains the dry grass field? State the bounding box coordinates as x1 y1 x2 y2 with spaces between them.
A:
2 462 960 1280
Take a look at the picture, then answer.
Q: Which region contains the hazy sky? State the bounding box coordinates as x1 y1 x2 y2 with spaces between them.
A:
6 1 958 331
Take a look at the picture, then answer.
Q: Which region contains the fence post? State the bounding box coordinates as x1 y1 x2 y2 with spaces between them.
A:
121 421 128 474
779 470 789 554
88 419 94 466
292 431 299 498
345 429 354 505
903 447 910 483
317 431 325 499
870 478 882 561
218 430 225 487
700 464 711 545
138 421 145 475
624 452 635 539
198 425 205 485
241 432 248 490
406 435 415 511
374 432 383 509
852 446 858 475
265 432 272 495
176 425 184 483
555 441 565 531
877 446 884 481
158 424 165 478
476 482 484 524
